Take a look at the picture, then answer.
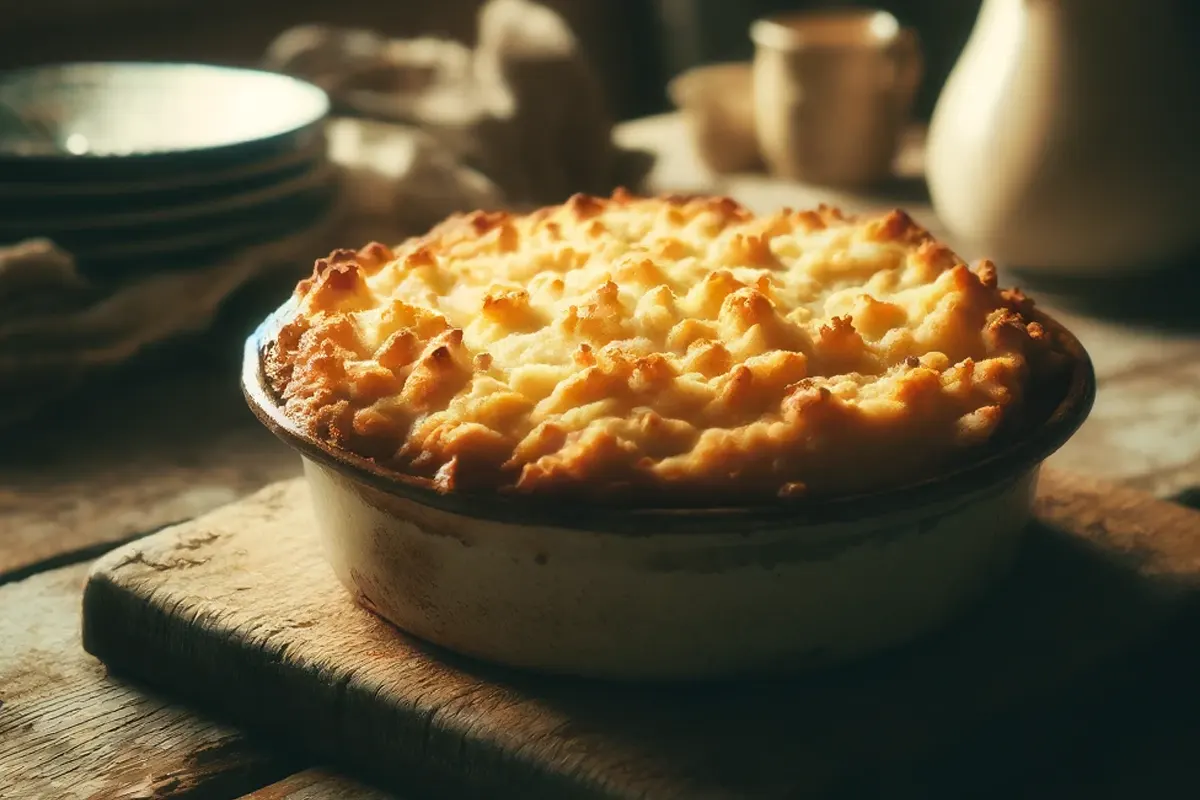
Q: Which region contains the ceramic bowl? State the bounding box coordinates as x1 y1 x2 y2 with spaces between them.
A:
243 299 1095 680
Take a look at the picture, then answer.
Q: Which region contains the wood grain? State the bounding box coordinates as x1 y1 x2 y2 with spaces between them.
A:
0 562 298 799
81 470 1200 799
0 361 300 583
239 769 402 800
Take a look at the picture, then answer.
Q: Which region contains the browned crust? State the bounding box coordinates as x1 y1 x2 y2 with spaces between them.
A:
262 191 1070 504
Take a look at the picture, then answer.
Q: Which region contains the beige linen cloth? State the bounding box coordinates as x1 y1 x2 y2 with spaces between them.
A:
0 0 651 424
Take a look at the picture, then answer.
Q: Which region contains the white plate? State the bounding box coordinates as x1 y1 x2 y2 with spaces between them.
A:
0 161 337 237
0 62 329 160
0 135 326 201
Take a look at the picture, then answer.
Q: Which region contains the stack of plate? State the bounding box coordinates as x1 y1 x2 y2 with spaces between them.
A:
0 62 335 273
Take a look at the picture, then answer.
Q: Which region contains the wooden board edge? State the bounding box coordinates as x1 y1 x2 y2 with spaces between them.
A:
78 472 1200 800
81 566 585 800
1037 468 1200 585
81 547 1200 800
237 768 403 800
0 562 299 800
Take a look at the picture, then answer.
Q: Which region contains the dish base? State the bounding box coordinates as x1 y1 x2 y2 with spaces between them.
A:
82 470 1200 799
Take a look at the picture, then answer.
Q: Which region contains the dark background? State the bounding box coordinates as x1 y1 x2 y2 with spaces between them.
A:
0 0 981 122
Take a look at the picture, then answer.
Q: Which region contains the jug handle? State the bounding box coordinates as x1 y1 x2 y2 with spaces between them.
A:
887 28 924 111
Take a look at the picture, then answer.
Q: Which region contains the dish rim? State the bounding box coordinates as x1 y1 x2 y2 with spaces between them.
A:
0 61 330 163
242 295 1096 534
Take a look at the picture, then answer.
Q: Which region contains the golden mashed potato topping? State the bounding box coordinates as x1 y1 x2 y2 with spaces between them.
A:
264 191 1064 504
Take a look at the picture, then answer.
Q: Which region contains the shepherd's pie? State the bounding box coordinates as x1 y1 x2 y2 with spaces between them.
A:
263 191 1064 504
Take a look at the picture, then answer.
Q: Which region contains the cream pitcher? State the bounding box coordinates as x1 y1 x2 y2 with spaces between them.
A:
926 0 1200 272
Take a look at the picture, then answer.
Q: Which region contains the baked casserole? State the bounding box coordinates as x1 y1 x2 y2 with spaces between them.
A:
263 191 1066 506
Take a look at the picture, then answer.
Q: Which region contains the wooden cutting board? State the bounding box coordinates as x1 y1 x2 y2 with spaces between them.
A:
82 470 1200 799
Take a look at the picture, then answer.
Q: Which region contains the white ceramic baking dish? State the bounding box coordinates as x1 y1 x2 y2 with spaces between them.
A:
243 298 1095 681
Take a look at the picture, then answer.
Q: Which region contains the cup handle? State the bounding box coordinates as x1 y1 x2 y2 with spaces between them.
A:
887 28 924 112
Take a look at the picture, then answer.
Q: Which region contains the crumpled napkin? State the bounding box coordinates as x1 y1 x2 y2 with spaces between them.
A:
263 0 652 204
0 0 652 425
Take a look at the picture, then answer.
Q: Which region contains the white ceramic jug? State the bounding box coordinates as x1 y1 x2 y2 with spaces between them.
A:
925 0 1200 272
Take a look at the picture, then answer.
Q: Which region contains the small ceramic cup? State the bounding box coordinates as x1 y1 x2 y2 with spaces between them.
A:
667 62 763 175
750 9 922 187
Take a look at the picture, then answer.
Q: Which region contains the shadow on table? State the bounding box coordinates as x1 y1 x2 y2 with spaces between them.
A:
867 174 932 206
1008 249 1200 332
309 513 1199 799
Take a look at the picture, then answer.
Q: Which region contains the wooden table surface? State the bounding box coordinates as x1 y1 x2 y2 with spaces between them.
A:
3 113 1199 799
